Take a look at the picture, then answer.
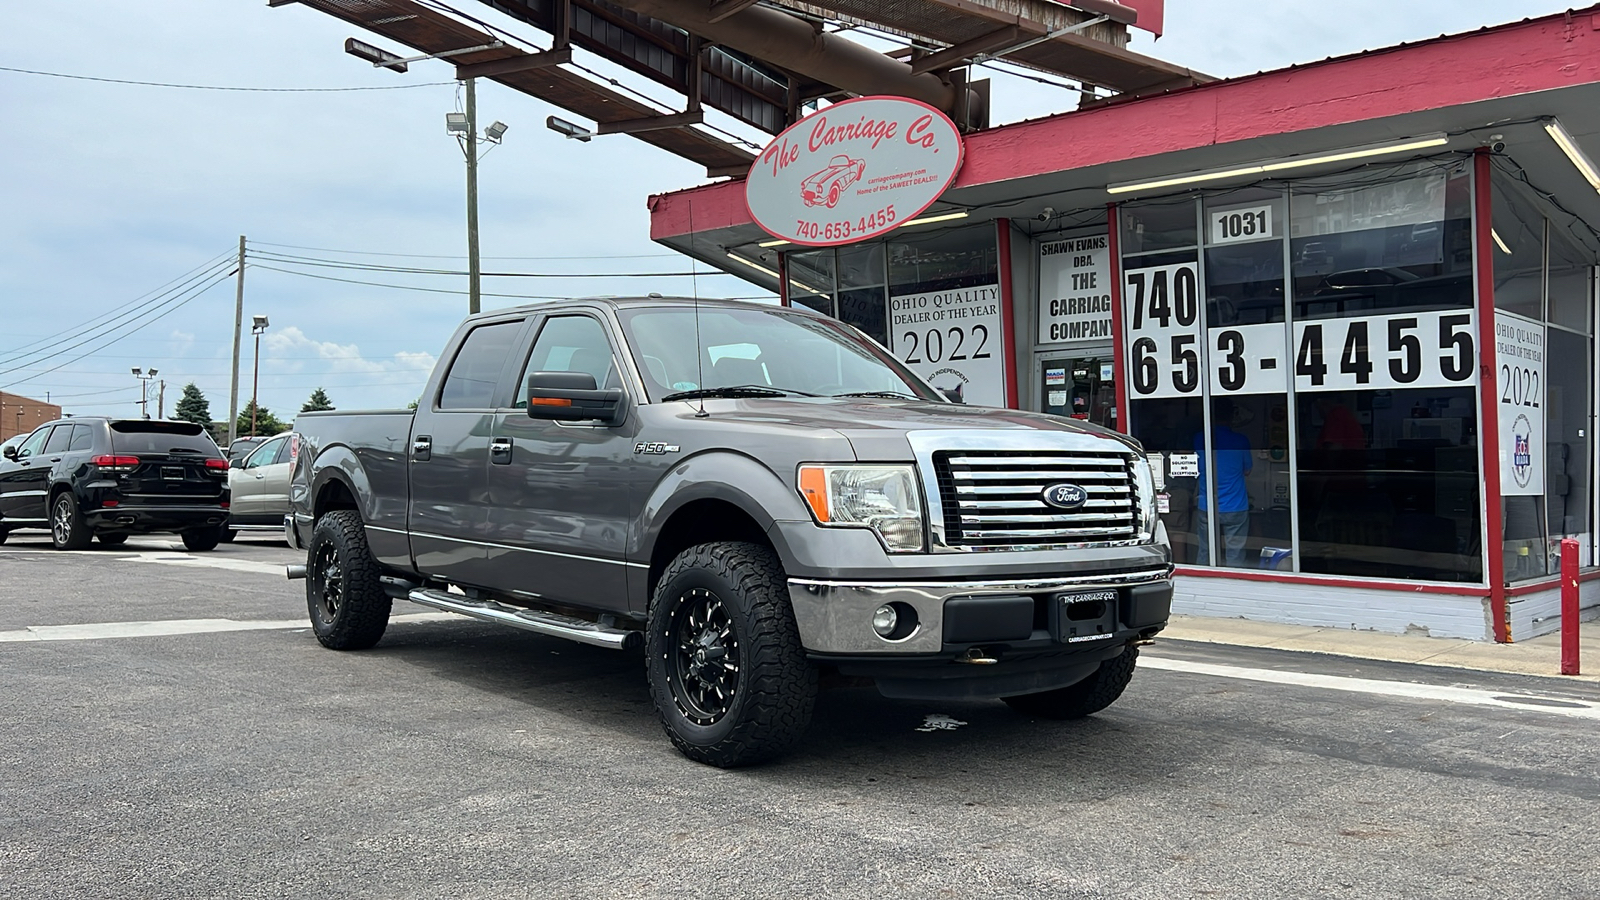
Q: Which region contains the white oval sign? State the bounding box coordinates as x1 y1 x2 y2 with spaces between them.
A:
744 95 965 247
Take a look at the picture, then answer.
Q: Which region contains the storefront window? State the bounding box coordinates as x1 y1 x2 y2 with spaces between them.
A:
784 249 837 317
1546 227 1593 568
1289 162 1473 320
1123 160 1488 583
885 226 1005 405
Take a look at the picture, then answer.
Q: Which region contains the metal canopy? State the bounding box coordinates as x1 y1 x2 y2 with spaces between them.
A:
282 0 757 173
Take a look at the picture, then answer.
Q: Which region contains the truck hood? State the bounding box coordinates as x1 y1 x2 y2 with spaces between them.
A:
683 397 1139 461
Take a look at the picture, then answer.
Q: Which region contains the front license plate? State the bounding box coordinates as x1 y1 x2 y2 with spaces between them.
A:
162 467 184 480
1054 589 1118 644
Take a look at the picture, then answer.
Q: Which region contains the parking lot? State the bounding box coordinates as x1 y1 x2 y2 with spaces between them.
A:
4 531 1600 899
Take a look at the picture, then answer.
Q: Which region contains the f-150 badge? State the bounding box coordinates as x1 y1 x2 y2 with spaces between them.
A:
635 442 681 455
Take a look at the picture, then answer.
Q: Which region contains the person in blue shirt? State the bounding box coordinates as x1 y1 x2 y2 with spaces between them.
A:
1195 398 1253 568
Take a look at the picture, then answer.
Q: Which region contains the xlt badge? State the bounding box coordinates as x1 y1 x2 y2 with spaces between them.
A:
635 442 681 455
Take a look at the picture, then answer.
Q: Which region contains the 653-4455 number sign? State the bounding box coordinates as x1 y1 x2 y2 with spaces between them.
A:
1124 261 1478 399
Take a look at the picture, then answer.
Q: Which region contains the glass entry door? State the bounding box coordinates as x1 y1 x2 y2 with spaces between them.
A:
1038 353 1117 428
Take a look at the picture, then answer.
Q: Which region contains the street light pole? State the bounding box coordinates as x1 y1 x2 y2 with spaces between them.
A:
132 367 157 419
465 76 481 316
250 315 269 437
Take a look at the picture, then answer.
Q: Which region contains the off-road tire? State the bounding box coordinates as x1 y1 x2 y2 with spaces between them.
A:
98 533 129 546
646 542 817 767
1002 645 1140 720
182 529 220 552
307 510 391 650
50 493 92 551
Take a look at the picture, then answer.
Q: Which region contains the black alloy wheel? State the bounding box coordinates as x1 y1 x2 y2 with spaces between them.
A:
305 509 390 650
645 542 816 767
665 587 741 726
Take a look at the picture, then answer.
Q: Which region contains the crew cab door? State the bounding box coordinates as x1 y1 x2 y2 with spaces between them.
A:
408 315 529 587
485 312 636 611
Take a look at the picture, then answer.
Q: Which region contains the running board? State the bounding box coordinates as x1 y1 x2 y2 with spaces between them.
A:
405 588 643 650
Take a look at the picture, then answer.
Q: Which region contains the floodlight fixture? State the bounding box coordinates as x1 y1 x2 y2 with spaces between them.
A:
148 368 158 377
252 314 270 332
546 115 593 142
344 37 409 73
484 121 509 143
446 112 470 135
132 367 142 376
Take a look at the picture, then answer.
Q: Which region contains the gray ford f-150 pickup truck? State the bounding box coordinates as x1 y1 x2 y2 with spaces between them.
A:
286 297 1172 766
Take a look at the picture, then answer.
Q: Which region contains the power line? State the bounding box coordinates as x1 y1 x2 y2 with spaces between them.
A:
0 250 234 363
248 239 679 260
0 65 454 92
248 249 735 278
0 256 237 374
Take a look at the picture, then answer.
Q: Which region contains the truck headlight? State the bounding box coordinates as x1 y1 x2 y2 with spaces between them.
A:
1133 455 1158 540
798 464 925 552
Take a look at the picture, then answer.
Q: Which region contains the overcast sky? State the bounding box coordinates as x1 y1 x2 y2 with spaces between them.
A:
0 0 1556 426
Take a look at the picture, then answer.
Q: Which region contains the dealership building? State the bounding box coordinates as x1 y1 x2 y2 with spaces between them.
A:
649 8 1600 642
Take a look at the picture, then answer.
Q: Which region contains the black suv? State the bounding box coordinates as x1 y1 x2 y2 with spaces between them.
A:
0 418 230 551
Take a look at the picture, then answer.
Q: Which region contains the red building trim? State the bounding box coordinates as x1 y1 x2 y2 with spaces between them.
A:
1175 565 1492 598
995 218 1020 408
650 7 1600 241
1107 203 1129 433
1474 148 1509 642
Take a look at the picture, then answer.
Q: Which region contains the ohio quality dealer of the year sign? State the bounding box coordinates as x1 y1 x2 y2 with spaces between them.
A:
745 96 964 247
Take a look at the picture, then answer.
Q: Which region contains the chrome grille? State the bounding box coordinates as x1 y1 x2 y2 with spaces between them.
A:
934 450 1140 548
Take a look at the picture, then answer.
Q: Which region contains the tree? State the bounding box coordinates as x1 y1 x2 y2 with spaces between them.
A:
301 387 335 413
237 401 289 437
407 399 419 410
173 382 211 427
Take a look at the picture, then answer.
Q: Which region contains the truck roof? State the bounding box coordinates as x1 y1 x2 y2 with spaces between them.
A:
465 295 815 322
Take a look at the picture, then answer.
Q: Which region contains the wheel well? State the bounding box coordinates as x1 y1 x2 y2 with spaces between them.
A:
648 499 774 599
48 482 72 505
314 478 359 521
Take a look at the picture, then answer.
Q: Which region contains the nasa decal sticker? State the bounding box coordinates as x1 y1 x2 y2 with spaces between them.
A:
744 95 965 247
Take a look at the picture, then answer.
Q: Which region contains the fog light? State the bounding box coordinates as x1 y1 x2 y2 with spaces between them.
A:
872 604 898 636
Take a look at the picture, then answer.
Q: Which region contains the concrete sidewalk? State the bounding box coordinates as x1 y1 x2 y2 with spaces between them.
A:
1161 614 1600 684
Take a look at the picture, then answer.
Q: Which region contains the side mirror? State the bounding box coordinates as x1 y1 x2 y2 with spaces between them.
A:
525 372 626 426
939 387 966 404
1 445 16 461
229 456 246 470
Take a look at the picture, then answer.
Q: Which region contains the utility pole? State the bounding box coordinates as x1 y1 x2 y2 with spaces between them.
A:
228 235 246 446
465 76 481 315
158 380 166 419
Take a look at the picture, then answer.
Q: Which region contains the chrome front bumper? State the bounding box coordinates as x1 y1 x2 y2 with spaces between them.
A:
787 566 1173 655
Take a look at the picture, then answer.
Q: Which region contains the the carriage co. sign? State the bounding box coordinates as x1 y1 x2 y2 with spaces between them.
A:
745 95 965 247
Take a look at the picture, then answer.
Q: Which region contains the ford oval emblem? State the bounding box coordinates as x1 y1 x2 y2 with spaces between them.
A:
1042 483 1088 510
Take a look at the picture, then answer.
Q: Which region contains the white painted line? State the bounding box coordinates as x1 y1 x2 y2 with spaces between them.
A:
1142 656 1600 721
119 551 287 577
0 612 459 643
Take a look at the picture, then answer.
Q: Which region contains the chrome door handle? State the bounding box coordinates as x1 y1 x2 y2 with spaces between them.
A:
489 437 513 465
412 435 432 462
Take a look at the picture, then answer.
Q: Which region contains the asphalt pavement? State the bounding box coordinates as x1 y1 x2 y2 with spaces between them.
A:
3 531 1598 899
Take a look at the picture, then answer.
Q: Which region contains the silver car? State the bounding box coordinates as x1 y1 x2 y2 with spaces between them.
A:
224 433 295 541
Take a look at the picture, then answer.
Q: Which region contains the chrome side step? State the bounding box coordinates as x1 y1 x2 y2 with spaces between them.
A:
406 588 643 650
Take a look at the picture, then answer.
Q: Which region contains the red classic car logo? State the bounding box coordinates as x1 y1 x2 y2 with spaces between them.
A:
744 96 964 247
801 155 865 209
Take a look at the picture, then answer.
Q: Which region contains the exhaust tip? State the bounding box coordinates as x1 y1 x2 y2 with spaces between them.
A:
285 564 308 581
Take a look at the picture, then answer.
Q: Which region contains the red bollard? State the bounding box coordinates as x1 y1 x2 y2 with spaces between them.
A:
1561 538 1580 676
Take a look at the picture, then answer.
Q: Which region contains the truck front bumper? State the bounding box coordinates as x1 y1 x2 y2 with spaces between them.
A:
788 565 1172 657
788 567 1172 700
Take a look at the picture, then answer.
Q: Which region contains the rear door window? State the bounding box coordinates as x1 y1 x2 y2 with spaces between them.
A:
109 421 217 455
68 425 96 452
43 426 73 454
245 437 287 468
439 320 524 409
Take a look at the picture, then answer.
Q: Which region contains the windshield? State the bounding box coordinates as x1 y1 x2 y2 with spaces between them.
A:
617 306 938 403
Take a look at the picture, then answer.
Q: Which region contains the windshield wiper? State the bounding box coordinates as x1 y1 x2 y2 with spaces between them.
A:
662 384 818 402
832 390 920 400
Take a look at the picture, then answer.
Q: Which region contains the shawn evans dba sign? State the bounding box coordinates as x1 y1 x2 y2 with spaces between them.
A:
1038 232 1111 344
745 96 964 247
